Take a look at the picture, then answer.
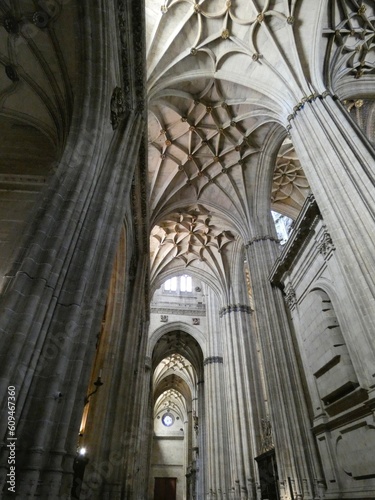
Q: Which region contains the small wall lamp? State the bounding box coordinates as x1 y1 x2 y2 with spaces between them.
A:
84 371 103 406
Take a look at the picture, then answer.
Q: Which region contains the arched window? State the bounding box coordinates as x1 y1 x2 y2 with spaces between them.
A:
164 276 177 292
180 275 192 292
163 275 193 294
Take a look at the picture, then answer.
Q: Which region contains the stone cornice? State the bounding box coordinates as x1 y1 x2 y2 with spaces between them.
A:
219 304 252 317
269 194 321 286
151 306 206 317
0 174 48 191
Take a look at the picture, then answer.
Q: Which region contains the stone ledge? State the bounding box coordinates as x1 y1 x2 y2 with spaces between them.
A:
269 193 321 286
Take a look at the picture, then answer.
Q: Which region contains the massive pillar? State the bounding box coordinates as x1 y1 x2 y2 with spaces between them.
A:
215 242 266 500
73 227 150 500
245 228 323 500
0 1 146 497
203 287 229 499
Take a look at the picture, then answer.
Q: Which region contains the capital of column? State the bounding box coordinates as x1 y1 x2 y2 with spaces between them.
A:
285 90 332 134
203 356 223 366
219 304 252 317
245 235 279 247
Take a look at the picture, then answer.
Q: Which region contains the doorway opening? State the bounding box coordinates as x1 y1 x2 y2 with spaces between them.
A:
150 332 204 500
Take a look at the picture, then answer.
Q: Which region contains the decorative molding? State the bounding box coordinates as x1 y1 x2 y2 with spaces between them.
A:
219 304 252 317
151 306 206 317
0 174 47 186
270 194 321 286
203 356 223 366
110 87 126 130
160 315 168 322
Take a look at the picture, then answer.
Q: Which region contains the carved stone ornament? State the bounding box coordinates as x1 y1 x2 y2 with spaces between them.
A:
318 228 335 259
160 315 168 323
192 317 200 325
261 417 274 453
3 16 19 34
110 86 126 130
33 11 50 28
193 411 199 433
284 284 297 310
246 235 279 247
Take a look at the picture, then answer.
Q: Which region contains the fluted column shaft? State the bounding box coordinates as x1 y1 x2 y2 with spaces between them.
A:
220 305 262 500
204 289 228 499
80 252 149 500
0 109 144 498
0 3 145 486
246 238 323 500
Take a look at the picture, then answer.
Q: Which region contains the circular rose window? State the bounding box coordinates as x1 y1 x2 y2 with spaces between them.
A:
162 412 175 427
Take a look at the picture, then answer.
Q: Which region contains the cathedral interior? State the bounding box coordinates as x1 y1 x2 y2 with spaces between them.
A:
0 0 375 499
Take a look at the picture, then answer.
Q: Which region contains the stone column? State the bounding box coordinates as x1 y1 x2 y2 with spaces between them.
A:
245 235 323 500
69 222 149 500
215 246 266 500
203 289 228 499
220 302 263 500
0 0 146 494
0 59 145 500
0 108 144 497
289 93 375 389
79 251 149 500
132 355 154 500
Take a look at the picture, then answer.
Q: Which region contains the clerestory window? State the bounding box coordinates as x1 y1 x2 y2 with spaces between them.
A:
163 275 192 294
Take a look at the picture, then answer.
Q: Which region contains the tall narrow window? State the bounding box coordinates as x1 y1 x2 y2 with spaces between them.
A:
180 275 192 292
163 275 193 294
164 277 177 291
271 211 293 245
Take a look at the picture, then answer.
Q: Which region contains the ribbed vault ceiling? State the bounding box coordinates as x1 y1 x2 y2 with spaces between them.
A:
146 0 312 286
0 0 80 181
